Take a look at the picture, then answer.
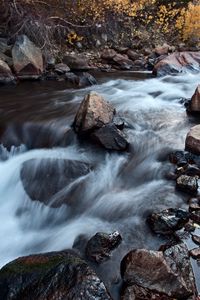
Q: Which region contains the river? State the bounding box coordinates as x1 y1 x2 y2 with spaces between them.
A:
0 72 200 298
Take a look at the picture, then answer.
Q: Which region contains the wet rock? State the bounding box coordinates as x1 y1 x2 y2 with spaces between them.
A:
92 124 128 151
12 35 43 78
121 284 174 300
176 175 198 195
185 220 196 232
74 91 115 134
147 208 189 235
86 231 122 263
192 234 200 246
153 52 200 76
113 116 125 130
189 198 200 211
1 122 74 150
63 54 90 71
0 59 15 84
65 72 97 88
20 158 91 207
55 63 70 74
190 211 200 224
0 52 13 67
169 150 194 165
189 248 200 259
188 85 200 113
186 125 200 155
0 250 112 300
121 243 195 299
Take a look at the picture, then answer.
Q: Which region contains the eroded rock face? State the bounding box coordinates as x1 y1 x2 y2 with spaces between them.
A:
147 208 189 235
153 52 200 76
92 124 128 151
188 85 200 113
74 91 115 133
86 231 122 263
186 125 200 155
12 35 43 78
0 59 15 84
121 243 196 299
176 174 198 195
0 250 112 300
20 158 91 207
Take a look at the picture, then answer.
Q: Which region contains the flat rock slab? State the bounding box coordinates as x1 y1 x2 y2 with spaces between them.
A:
0 250 112 300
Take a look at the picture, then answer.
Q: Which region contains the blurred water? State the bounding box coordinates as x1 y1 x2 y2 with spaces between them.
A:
0 72 200 294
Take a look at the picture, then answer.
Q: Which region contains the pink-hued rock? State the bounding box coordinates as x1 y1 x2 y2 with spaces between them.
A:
185 125 200 154
189 85 200 113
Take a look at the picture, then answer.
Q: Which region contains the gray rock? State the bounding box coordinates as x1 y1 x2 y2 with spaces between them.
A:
12 35 43 77
185 125 200 155
86 231 122 263
0 59 15 84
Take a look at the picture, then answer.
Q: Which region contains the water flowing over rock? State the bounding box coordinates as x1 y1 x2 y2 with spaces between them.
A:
0 59 15 84
65 72 97 88
186 125 200 155
86 231 122 263
92 124 128 151
153 52 200 76
188 85 200 113
0 250 112 300
20 158 91 207
74 91 115 133
12 35 43 78
147 208 189 235
121 243 196 299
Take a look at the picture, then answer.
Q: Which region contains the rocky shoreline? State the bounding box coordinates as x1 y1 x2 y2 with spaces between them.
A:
0 34 200 87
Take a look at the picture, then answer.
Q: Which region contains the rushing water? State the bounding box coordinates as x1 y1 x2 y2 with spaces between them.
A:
0 72 200 297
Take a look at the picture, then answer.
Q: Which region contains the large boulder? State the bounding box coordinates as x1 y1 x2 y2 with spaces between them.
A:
188 85 200 113
0 250 112 300
185 125 200 155
74 91 115 134
153 52 200 76
147 208 189 235
91 124 128 151
0 59 15 84
86 231 122 263
20 158 91 207
63 54 90 71
121 243 196 299
12 35 43 78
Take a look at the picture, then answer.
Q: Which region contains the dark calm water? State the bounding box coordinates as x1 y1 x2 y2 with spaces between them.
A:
0 71 200 298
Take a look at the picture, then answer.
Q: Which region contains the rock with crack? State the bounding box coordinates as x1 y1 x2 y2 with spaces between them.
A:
12 35 43 79
121 243 196 299
0 250 112 300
